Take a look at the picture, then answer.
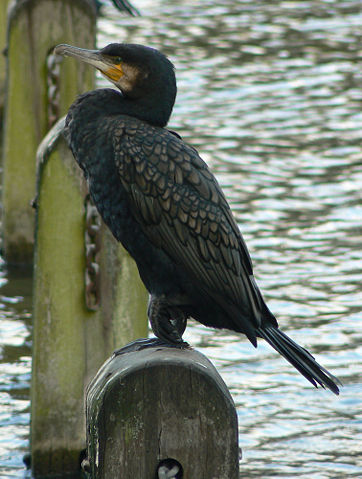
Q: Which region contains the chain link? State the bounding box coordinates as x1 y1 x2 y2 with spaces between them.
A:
46 52 61 129
84 195 101 311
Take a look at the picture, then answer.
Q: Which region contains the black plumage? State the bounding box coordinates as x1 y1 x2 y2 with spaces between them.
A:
95 0 140 17
54 42 340 394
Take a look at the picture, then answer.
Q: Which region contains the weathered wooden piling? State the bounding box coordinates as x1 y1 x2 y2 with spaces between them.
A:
0 0 11 121
2 0 96 263
85 338 240 478
31 119 148 477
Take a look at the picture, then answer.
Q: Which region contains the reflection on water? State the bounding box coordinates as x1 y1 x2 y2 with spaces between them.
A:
0 266 32 477
1 0 361 477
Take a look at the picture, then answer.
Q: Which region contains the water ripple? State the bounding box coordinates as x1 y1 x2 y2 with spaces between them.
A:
1 0 361 477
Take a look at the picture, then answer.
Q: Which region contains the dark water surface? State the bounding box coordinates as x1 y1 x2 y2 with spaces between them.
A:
1 0 361 477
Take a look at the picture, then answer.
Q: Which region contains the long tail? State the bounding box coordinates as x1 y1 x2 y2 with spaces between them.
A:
256 326 341 395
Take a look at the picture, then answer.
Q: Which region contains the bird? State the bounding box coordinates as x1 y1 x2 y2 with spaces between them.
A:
54 42 340 395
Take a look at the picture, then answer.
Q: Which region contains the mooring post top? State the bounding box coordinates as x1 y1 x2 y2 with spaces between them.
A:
87 337 235 406
7 0 96 29
86 337 239 478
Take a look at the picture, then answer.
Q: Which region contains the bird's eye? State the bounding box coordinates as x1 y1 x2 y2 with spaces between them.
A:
114 56 122 64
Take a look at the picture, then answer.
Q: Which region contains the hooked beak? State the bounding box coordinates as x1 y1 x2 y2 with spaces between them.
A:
54 44 123 83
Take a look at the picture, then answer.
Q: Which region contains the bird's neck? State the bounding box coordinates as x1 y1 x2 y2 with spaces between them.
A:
121 94 174 127
93 87 175 127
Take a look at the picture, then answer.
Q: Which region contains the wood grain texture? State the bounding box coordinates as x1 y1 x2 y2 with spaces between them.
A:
86 341 239 478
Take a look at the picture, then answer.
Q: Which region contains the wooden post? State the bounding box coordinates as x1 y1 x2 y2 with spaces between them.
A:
1 0 96 263
31 119 148 477
0 0 10 121
85 339 240 479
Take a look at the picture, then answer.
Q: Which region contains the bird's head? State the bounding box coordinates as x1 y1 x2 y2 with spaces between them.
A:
54 42 177 126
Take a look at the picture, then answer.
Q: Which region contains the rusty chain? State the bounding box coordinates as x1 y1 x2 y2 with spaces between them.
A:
84 195 102 311
46 51 61 129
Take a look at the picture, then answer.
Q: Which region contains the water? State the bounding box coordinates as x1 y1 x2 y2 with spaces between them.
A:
1 0 361 477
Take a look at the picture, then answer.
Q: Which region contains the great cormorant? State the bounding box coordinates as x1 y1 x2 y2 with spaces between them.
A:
54 42 340 394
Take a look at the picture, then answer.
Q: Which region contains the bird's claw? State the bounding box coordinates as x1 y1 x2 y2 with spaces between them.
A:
151 314 187 345
148 296 188 346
